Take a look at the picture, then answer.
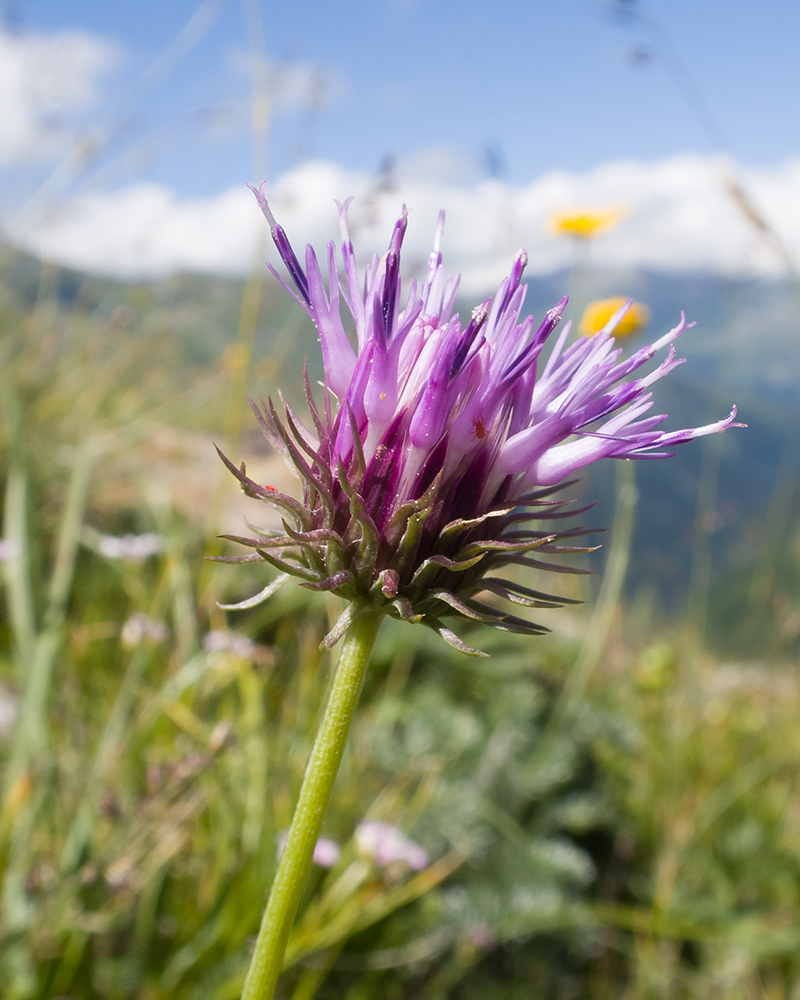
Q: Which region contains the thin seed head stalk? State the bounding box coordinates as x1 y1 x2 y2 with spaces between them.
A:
221 186 744 1000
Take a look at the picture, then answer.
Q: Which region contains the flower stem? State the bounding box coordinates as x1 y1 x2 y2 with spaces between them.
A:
241 602 384 1000
561 458 637 709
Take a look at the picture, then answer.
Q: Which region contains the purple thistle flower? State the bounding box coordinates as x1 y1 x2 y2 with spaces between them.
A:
216 186 743 655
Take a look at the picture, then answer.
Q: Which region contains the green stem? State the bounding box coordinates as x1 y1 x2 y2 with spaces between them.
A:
556 458 637 717
4 440 95 798
687 430 721 642
1 378 36 678
60 644 152 872
3 462 36 674
241 603 383 1000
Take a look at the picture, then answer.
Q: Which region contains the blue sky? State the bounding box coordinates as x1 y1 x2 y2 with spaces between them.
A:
7 0 800 193
2 0 799 281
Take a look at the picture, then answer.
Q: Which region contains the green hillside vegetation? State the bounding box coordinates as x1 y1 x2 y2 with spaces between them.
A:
0 246 798 998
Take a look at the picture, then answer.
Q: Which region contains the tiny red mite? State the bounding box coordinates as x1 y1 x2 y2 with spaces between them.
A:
263 484 277 492
470 415 487 441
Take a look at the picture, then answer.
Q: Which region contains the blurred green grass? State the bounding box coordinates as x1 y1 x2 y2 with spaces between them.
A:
0 253 799 1000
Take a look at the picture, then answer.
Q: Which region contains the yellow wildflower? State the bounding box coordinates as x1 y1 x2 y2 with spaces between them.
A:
548 205 627 240
579 297 651 339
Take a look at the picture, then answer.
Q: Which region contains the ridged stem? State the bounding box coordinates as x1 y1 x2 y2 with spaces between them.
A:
240 603 383 1000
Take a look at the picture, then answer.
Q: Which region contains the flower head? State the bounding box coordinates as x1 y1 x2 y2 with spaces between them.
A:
96 532 165 561
0 540 21 561
355 820 429 872
580 297 651 339
216 188 742 654
202 629 272 664
548 205 627 241
121 612 169 648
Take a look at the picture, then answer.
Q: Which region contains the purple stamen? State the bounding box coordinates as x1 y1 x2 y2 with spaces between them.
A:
247 182 310 305
381 249 401 343
450 300 490 379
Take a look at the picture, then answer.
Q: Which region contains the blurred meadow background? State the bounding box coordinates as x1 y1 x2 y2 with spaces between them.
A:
1 0 800 997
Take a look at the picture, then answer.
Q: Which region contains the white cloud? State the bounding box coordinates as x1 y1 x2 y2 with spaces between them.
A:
7 153 800 287
9 183 261 276
0 29 116 165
